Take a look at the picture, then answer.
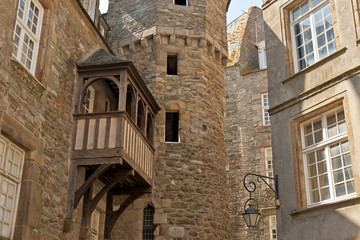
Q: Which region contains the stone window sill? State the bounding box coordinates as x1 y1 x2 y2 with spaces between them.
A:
10 57 46 96
290 195 360 218
282 47 347 85
168 3 194 12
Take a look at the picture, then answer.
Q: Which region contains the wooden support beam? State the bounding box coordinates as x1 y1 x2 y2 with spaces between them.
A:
88 170 134 214
109 186 151 195
104 192 145 239
74 164 112 208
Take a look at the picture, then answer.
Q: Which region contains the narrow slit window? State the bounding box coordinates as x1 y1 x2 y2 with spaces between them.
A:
167 54 178 75
165 112 179 142
174 0 188 6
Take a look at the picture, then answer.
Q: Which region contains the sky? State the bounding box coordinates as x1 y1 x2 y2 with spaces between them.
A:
99 0 263 24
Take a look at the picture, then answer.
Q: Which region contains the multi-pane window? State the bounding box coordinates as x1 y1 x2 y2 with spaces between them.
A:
264 147 274 187
301 107 355 206
291 0 336 72
0 135 25 239
90 210 100 240
13 0 44 73
269 215 277 240
261 93 270 126
80 0 96 20
258 40 267 69
142 205 155 240
83 86 95 113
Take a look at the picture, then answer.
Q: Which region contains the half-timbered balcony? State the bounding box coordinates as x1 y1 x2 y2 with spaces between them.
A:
65 49 160 239
72 111 154 185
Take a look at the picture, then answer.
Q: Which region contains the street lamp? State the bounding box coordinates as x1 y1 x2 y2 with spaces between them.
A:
242 173 279 227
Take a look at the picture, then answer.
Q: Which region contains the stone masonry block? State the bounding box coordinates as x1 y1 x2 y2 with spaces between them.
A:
168 226 185 238
16 180 42 228
22 160 40 182
153 212 168 225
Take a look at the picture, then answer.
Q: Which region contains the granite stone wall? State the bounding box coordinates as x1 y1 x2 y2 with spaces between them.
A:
107 0 230 239
224 66 273 240
0 0 109 239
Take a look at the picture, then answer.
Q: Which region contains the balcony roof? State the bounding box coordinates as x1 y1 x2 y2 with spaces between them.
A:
77 49 161 113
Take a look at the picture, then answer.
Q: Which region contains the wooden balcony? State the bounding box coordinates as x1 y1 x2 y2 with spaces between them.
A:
71 111 154 185
65 49 160 239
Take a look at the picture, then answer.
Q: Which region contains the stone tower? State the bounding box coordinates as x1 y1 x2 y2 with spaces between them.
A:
106 0 231 239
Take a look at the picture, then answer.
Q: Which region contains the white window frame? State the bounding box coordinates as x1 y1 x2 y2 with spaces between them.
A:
0 135 25 239
264 147 274 187
290 0 336 72
257 40 267 69
174 0 189 6
13 0 44 74
269 215 277 240
81 0 96 20
90 209 100 240
83 86 95 113
261 93 270 126
300 106 356 206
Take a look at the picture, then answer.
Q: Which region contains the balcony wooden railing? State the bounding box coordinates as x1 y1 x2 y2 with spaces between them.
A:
71 111 154 184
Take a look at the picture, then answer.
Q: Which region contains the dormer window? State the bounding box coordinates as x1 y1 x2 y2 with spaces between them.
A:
257 40 267 69
174 0 188 6
81 0 96 20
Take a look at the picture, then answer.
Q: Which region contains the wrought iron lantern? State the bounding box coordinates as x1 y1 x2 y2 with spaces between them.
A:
242 173 279 227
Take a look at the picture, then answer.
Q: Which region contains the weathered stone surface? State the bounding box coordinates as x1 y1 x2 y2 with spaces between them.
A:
168 226 185 238
225 7 275 240
107 0 230 239
0 0 110 239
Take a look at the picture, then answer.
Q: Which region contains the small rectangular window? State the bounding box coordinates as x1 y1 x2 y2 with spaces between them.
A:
167 54 178 75
262 93 270 126
165 112 179 142
264 147 274 187
174 0 188 6
269 215 277 240
90 210 100 240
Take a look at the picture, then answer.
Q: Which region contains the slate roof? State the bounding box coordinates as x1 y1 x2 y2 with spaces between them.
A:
77 49 129 67
226 7 252 67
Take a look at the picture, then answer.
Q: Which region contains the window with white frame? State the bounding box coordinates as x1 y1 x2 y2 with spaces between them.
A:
264 147 274 187
83 86 95 113
291 0 336 72
90 210 100 240
81 0 97 20
13 0 44 74
262 93 270 126
0 135 25 239
258 41 267 69
269 215 277 240
301 107 355 206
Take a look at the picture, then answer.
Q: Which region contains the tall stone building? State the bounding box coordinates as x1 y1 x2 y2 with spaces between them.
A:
0 0 232 240
225 7 276 240
263 0 360 238
106 0 231 239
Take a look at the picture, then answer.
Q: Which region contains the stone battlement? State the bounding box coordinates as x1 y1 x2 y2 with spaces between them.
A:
113 26 228 66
